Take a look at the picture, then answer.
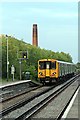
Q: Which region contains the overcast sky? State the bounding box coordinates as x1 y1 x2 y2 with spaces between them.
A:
0 1 78 63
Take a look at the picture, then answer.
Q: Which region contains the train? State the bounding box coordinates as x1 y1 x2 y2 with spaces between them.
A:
38 59 76 84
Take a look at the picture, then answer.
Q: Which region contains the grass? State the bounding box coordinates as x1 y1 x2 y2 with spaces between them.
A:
0 77 40 86
0 78 19 85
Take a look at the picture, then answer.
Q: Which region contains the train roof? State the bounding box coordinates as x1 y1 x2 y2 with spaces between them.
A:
38 59 75 65
57 60 74 65
38 59 56 62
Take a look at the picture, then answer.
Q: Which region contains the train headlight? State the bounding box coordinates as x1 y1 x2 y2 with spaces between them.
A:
39 72 43 75
53 72 56 74
51 72 56 76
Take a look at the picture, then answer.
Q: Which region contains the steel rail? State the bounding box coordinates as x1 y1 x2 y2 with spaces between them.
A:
1 86 41 103
0 86 42 117
15 75 79 120
1 81 41 103
0 85 55 118
1 75 79 119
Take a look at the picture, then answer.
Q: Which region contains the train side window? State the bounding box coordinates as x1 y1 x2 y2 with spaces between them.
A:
51 61 56 69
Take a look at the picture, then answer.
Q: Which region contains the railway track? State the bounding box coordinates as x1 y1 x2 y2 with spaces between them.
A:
0 80 40 102
0 84 56 118
1 74 79 119
32 75 79 119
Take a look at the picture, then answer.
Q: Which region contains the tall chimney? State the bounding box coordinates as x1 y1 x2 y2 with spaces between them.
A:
32 24 38 46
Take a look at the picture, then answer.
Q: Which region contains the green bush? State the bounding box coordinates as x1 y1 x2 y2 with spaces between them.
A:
2 35 73 81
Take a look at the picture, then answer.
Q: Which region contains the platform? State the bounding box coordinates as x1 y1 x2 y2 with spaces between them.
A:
0 80 31 89
62 87 80 119
67 93 79 119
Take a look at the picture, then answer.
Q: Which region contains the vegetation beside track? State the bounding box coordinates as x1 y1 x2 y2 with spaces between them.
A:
1 34 73 81
0 78 20 85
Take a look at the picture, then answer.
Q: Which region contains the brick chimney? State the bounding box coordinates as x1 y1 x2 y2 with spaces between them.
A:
32 24 38 46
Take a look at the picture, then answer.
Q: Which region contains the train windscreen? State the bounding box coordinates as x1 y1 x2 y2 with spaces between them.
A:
51 61 56 69
39 61 45 69
39 61 56 69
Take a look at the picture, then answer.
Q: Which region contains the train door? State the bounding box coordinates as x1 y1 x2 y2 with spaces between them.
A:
45 61 51 77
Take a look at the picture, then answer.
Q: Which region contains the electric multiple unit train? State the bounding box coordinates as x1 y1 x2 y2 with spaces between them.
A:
38 59 75 84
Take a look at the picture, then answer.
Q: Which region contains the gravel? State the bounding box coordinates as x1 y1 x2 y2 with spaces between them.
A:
2 76 79 119
32 79 79 119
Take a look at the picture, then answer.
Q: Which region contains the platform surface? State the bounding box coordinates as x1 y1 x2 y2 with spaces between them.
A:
65 88 80 119
0 80 31 89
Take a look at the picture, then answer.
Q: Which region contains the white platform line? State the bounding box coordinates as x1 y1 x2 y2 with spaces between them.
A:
62 86 80 119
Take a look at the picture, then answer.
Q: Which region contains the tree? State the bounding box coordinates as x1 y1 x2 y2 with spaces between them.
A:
2 35 73 80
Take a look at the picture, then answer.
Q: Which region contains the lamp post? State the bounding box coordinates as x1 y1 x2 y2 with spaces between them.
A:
19 59 21 80
6 35 9 81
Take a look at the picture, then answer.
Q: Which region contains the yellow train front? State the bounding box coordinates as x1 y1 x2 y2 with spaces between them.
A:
38 59 75 84
38 59 59 84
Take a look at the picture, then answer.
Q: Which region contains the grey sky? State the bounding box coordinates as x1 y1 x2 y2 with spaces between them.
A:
1 1 78 63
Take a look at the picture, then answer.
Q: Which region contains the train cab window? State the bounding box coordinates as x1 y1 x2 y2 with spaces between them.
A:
39 62 45 69
51 61 56 69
